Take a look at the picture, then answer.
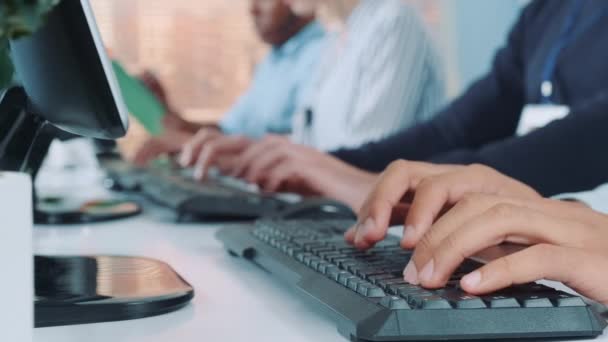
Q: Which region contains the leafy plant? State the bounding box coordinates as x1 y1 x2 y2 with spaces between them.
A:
0 0 60 89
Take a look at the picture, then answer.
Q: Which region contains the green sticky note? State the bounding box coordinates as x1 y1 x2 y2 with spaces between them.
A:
112 60 165 136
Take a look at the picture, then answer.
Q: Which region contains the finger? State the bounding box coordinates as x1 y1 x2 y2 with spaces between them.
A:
414 204 583 288
179 130 220 167
352 161 448 248
262 161 298 194
347 160 414 249
193 136 250 180
216 155 238 174
405 164 542 248
133 143 154 166
412 193 598 281
404 167 507 247
459 244 578 294
350 204 410 243
406 194 527 282
232 138 282 178
244 146 290 184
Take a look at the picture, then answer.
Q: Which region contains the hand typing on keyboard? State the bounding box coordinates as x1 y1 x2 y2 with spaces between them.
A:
346 162 608 306
346 162 541 250
179 129 253 180
404 193 608 306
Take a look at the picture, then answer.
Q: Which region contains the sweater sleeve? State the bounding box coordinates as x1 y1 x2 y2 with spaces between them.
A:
331 1 544 172
430 92 608 197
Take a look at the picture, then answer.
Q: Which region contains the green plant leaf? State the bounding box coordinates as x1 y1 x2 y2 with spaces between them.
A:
0 0 60 89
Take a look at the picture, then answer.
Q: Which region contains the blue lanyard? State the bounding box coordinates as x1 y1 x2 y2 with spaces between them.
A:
541 0 608 103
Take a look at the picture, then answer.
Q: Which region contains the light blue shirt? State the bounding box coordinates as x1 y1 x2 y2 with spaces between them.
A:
220 22 325 138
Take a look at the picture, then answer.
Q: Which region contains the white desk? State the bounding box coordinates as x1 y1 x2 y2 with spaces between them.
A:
32 171 608 342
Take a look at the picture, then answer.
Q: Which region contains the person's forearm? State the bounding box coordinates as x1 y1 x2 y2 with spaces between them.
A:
331 120 452 172
430 97 608 197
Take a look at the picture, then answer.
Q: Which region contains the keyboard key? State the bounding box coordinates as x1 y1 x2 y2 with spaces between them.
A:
286 247 303 257
324 266 341 278
311 247 334 255
368 274 396 285
380 296 411 310
553 294 586 307
303 255 317 266
347 278 365 291
411 295 452 310
339 272 357 286
355 268 389 278
318 251 342 260
357 284 386 298
520 295 553 308
296 252 313 263
332 270 350 282
317 262 331 273
309 259 321 270
441 291 487 309
483 295 520 308
377 278 407 290
399 288 434 301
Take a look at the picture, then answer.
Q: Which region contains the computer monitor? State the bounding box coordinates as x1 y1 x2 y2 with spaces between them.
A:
0 1 194 327
8 0 129 141
0 0 140 224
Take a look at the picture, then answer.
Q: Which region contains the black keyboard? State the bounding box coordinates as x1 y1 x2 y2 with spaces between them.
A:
217 219 607 341
99 158 287 220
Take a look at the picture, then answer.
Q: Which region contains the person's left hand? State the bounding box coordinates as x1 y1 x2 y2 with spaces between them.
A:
405 193 608 306
179 129 253 180
230 135 378 211
132 129 193 167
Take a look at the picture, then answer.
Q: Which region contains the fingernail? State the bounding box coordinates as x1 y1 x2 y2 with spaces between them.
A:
194 167 204 180
461 271 482 289
419 259 435 283
403 225 416 244
403 261 419 285
179 151 189 167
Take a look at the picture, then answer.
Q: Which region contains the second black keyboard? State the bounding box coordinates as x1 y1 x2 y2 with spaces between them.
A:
100 157 288 220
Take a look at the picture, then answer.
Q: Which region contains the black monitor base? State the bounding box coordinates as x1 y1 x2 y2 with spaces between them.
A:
35 255 194 327
35 197 142 225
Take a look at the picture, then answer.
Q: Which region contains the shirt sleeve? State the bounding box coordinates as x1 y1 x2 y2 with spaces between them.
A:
332 0 542 171
219 87 256 136
554 183 608 215
337 10 441 148
429 92 608 197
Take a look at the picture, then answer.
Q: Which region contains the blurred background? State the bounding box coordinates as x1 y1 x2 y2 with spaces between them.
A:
90 0 529 154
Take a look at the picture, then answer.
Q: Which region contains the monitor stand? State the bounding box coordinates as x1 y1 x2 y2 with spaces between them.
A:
35 255 194 327
0 86 142 225
2 87 194 326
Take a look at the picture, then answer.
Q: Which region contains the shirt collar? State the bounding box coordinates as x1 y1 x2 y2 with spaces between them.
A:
273 21 325 57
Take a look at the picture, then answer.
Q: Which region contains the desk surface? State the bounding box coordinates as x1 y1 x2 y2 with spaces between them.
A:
33 174 608 342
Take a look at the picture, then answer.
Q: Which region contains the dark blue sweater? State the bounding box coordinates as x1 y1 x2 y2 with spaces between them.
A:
333 0 608 196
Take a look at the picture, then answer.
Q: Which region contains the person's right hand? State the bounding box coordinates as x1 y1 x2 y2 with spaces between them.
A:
404 193 608 306
346 162 541 250
178 128 253 180
133 129 193 167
